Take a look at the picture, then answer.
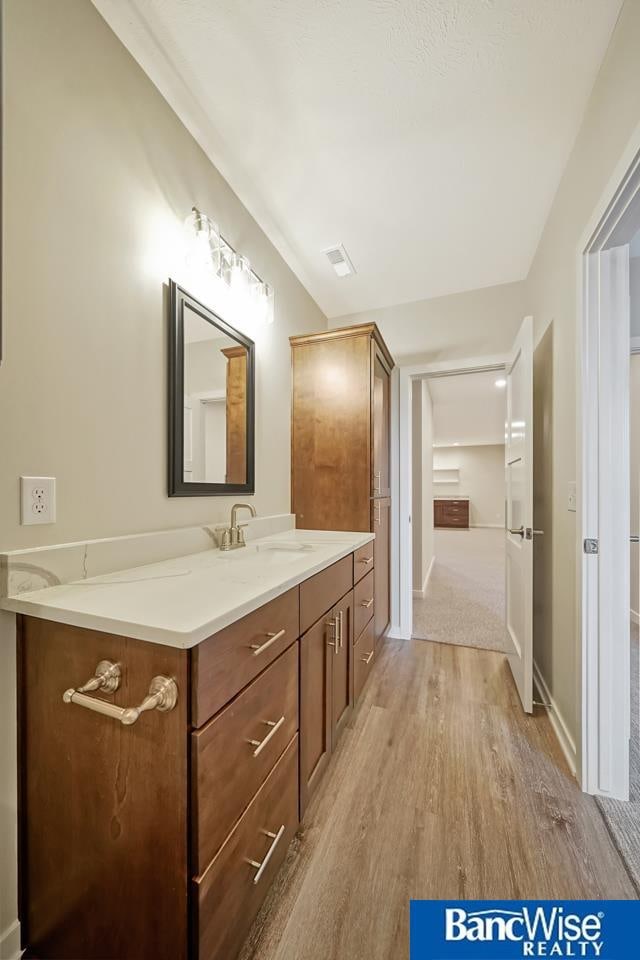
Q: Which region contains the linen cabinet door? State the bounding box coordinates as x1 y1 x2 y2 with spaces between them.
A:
299 615 332 816
331 591 353 748
372 498 391 644
372 350 391 498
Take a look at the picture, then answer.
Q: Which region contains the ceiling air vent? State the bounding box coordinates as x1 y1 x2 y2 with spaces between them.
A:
323 243 356 277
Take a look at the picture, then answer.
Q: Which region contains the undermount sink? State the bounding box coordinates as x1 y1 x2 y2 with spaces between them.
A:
214 541 318 566
254 541 316 555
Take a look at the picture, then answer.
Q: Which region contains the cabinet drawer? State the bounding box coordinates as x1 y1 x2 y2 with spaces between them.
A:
191 588 299 727
299 556 353 634
354 619 375 702
192 643 299 874
353 569 374 639
194 735 299 960
353 543 374 583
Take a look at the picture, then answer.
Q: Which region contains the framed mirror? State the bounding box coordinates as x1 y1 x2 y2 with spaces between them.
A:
169 280 255 496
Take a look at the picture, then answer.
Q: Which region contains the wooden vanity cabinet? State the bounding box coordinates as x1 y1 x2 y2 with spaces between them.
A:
290 323 394 645
372 497 391 646
330 589 354 747
17 547 375 960
299 560 356 815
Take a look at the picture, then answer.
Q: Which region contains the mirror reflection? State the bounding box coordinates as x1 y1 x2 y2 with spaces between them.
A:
182 303 249 485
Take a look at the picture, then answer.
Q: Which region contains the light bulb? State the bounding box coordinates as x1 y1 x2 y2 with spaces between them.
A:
184 207 219 277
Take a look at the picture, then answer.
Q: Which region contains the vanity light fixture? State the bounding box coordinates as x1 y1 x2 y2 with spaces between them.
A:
184 207 274 325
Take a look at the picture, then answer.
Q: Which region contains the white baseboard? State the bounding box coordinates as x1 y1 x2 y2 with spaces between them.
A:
631 608 639 626
0 920 22 960
533 660 577 777
412 555 435 598
386 628 410 640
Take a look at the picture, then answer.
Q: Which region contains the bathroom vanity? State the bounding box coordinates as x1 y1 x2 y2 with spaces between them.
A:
5 527 376 960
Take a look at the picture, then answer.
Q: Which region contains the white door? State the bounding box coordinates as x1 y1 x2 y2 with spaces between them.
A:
505 316 534 713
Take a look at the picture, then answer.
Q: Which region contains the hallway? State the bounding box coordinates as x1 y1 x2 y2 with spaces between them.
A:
242 639 636 960
413 528 508 653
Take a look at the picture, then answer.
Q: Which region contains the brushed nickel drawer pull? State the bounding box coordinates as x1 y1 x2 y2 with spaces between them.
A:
247 716 286 757
247 824 286 884
360 598 374 609
250 628 286 656
361 651 374 665
326 616 339 654
63 675 178 725
357 556 373 565
337 609 344 649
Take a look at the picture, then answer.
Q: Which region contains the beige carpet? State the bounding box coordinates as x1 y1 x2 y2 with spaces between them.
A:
413 527 509 653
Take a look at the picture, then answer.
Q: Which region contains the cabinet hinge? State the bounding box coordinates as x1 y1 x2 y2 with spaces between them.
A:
583 538 599 555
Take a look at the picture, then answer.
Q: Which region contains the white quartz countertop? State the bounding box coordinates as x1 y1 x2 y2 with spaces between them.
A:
1 529 374 648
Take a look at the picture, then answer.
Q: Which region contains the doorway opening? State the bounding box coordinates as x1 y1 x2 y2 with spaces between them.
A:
586 227 640 888
580 146 640 820
411 369 508 655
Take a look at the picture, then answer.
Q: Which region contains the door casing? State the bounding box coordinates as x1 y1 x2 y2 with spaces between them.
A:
578 144 640 800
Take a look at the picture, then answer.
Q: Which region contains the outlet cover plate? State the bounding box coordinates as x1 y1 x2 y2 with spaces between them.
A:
567 480 577 513
21 476 56 525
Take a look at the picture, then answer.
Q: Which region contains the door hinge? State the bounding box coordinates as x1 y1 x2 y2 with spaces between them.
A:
583 538 599 555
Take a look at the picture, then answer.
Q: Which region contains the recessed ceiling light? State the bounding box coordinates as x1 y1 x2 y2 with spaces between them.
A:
495 378 507 388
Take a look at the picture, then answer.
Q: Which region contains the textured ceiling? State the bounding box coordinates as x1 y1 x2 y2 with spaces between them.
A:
429 370 506 446
93 0 622 318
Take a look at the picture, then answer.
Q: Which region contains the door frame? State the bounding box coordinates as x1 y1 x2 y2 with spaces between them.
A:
578 142 640 800
395 355 508 640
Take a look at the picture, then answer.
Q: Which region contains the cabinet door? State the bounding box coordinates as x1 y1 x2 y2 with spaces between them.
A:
372 498 391 644
299 615 332 816
331 591 353 747
292 334 371 532
372 350 391 498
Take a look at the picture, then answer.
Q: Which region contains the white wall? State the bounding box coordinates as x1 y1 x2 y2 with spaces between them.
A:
333 280 526 365
412 381 434 594
525 0 640 749
433 445 505 528
631 354 640 622
0 1 326 952
1 0 326 552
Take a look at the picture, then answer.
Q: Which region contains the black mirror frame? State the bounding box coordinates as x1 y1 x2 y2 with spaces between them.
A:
168 279 255 497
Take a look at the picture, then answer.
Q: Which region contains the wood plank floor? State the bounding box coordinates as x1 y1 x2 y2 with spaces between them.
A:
240 639 637 960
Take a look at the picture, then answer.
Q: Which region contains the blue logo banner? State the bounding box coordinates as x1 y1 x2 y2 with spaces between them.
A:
410 900 639 959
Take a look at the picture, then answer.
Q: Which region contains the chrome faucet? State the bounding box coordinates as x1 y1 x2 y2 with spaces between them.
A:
219 503 257 551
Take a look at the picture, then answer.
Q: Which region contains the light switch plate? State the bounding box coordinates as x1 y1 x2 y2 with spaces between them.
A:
568 481 577 513
21 476 56 525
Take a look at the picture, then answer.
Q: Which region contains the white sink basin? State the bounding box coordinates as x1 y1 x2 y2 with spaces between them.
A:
213 541 318 567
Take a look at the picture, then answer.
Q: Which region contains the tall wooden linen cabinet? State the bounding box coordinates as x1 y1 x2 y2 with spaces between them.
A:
290 323 394 645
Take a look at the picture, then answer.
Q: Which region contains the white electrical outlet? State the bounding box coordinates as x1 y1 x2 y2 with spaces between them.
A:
568 480 577 513
21 476 56 525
